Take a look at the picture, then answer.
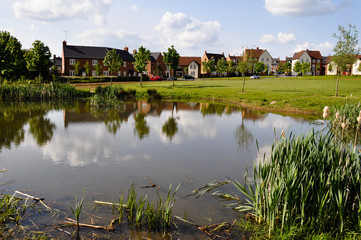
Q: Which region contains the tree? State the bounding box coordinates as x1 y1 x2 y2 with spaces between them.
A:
301 62 310 76
84 61 91 77
95 62 102 76
255 62 265 75
358 62 361 72
226 61 235 79
237 58 250 93
0 31 26 80
332 24 360 96
103 49 123 84
73 60 80 76
163 45 180 86
50 65 60 82
278 62 285 74
134 113 150 140
202 59 216 78
293 61 302 75
134 46 151 87
328 63 333 73
285 62 292 75
25 40 52 80
216 58 227 78
316 63 321 75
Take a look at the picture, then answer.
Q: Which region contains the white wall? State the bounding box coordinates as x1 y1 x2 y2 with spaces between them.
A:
292 52 311 76
326 61 337 75
259 50 272 74
188 61 199 78
352 59 361 76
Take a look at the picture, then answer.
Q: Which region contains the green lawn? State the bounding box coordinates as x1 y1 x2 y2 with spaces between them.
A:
75 75 361 116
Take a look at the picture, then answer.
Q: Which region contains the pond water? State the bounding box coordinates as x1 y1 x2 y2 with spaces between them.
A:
0 100 323 238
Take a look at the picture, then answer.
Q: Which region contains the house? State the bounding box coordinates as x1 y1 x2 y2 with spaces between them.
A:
201 51 226 77
62 41 136 77
325 56 336 75
226 54 242 64
178 57 202 78
244 47 272 74
146 52 166 78
53 55 62 72
291 49 323 76
352 55 361 76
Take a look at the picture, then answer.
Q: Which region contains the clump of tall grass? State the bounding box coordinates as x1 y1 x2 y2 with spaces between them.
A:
328 102 361 132
92 85 136 108
0 194 26 237
197 131 361 238
110 183 179 230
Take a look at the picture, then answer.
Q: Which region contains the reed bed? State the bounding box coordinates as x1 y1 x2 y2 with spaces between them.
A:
240 131 361 237
0 83 82 101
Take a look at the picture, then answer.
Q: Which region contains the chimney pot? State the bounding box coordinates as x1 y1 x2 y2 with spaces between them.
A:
124 46 129 52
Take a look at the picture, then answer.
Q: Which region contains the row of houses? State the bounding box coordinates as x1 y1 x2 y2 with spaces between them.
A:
56 41 361 78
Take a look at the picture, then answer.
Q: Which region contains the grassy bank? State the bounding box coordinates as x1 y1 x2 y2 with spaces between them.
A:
75 75 361 116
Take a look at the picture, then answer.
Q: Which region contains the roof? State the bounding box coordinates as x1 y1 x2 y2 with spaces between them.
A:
227 55 242 61
150 52 162 62
293 50 323 60
63 45 135 62
179 56 201 66
245 48 264 58
205 52 225 62
54 57 62 66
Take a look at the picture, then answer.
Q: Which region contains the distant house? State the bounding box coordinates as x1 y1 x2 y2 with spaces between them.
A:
62 41 136 77
146 52 166 78
291 49 323 76
226 54 242 64
201 51 226 77
178 57 202 78
325 56 336 75
352 55 361 76
244 47 272 74
53 55 62 72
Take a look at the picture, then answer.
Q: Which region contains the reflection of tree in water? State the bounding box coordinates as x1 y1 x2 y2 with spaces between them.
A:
0 103 53 151
200 103 240 116
28 116 56 146
133 113 150 140
234 116 254 151
162 117 178 141
104 110 124 135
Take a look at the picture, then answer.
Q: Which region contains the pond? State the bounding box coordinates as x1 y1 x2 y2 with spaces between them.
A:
0 100 323 238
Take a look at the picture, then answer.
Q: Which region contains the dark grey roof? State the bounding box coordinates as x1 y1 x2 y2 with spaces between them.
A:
64 45 135 62
206 53 225 63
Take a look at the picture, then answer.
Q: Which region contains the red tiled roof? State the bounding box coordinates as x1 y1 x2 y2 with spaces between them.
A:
293 50 323 60
179 56 201 66
245 48 264 58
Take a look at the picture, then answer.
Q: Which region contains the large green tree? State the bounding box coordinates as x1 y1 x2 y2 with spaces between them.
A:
25 40 52 80
332 24 360 96
301 62 310 76
202 59 216 78
0 31 26 80
163 45 180 86
134 46 151 87
285 62 292 75
255 62 265 75
226 60 235 79
103 49 123 84
293 61 302 75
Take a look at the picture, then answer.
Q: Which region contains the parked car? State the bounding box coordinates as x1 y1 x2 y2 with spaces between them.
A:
169 76 177 80
183 74 195 80
250 74 260 79
150 75 161 81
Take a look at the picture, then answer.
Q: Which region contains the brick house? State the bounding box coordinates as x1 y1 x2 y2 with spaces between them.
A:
291 49 323 76
146 52 166 78
244 47 272 74
201 51 225 77
177 57 201 78
62 41 136 77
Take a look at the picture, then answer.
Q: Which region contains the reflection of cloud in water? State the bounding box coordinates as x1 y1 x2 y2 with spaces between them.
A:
115 154 152 163
256 114 291 131
155 111 218 144
42 125 111 167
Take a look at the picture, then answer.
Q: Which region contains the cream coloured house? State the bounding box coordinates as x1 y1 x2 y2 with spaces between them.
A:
259 50 273 74
352 56 361 76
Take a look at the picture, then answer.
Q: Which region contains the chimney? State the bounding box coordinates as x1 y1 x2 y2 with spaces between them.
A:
256 47 259 50
124 46 129 52
222 52 224 56
133 49 137 55
63 40 66 47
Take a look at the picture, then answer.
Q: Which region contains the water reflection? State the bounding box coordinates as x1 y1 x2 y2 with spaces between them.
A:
28 116 56 146
133 113 150 140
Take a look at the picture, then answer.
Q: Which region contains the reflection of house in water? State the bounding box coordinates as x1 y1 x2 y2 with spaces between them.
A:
63 100 138 127
242 109 265 122
133 101 201 117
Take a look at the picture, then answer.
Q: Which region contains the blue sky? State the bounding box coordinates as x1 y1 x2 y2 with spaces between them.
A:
1 0 359 59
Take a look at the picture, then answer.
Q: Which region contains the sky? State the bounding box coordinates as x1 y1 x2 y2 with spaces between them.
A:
1 0 360 59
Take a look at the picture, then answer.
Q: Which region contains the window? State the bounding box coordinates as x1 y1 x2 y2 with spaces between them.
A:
82 71 86 77
123 71 127 76
92 70 97 76
92 60 98 66
317 60 321 63
104 71 109 76
133 72 137 76
266 58 269 62
69 70 75 76
261 58 264 62
123 62 127 67
69 59 75 65
312 59 316 63
57 66 61 71
301 59 304 63
306 59 309 63
118 71 121 76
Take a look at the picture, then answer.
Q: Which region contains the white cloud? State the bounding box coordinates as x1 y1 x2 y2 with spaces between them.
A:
155 12 221 54
260 32 296 44
131 4 138 11
77 28 147 49
13 0 112 25
264 0 339 16
292 41 334 55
